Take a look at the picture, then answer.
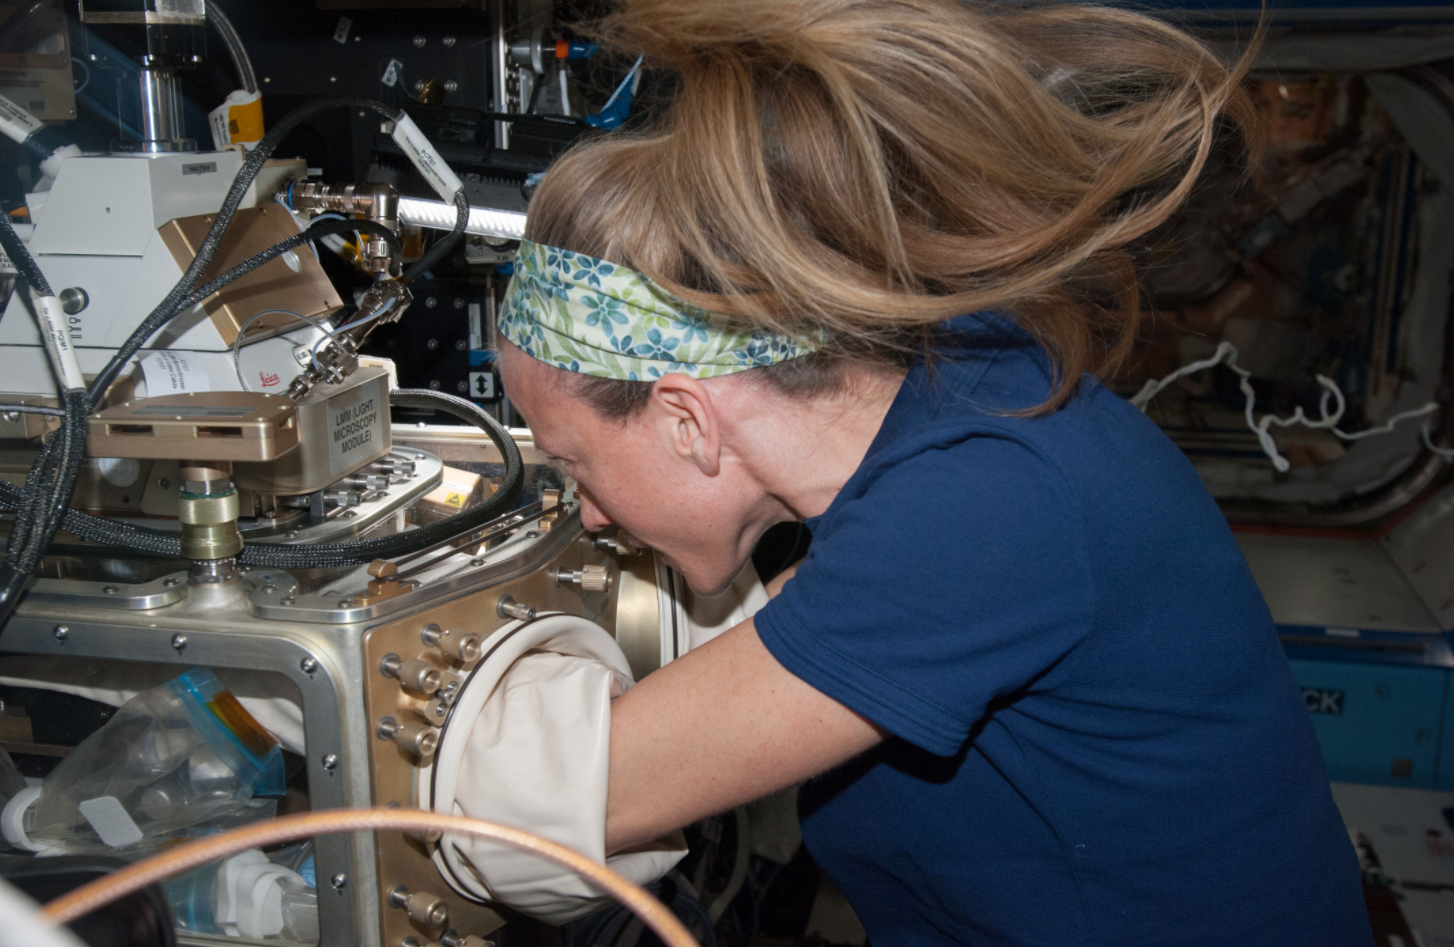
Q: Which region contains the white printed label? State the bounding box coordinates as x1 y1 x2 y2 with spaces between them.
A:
79 796 144 848
327 385 383 476
391 112 463 203
332 15 352 43
140 351 211 395
468 301 483 350
0 92 43 145
381 58 403 89
33 293 84 391
468 371 494 399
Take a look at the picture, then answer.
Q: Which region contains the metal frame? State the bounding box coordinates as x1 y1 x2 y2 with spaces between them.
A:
2 597 378 947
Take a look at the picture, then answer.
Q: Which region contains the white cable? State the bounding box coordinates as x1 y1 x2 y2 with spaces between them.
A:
231 307 338 391
0 877 90 947
1424 422 1454 463
1132 341 1451 473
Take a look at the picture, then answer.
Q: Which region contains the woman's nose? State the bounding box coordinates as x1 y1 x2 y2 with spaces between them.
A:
578 488 614 531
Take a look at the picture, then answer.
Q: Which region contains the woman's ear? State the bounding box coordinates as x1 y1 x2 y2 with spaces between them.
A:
648 373 722 477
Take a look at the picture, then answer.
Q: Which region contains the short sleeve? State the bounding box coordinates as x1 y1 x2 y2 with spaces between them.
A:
753 433 1095 756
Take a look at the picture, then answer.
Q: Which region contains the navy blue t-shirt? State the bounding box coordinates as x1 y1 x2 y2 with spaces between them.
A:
753 314 1371 946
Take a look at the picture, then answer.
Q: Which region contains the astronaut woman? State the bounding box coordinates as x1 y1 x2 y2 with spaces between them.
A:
495 0 1372 941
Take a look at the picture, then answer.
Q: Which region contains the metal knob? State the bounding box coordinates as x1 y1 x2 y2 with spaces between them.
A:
376 716 439 758
594 530 645 556
496 596 537 621
440 935 491 947
555 563 612 593
389 886 448 928
420 623 483 663
397 658 443 694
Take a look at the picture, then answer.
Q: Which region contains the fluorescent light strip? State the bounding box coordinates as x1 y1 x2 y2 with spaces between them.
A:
396 196 527 240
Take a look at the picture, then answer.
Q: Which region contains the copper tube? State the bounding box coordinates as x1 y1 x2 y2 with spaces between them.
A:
40 808 699 947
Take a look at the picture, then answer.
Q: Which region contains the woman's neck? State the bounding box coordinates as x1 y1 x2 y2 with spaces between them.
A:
717 365 906 523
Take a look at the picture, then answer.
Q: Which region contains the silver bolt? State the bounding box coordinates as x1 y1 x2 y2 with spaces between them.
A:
163 576 180 587
321 753 339 770
300 656 319 674
53 624 68 641
415 453 426 461
171 634 187 651
469 558 483 567
425 297 438 309
455 339 467 351
339 598 353 608
280 596 296 605
442 35 456 47
427 338 439 350
453 297 466 309
331 873 347 890
102 585 118 594
444 80 458 93
412 35 426 47
456 381 468 393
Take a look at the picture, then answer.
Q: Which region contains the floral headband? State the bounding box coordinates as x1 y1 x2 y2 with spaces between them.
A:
497 240 825 380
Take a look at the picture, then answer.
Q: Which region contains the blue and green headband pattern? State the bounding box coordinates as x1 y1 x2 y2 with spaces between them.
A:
497 240 825 380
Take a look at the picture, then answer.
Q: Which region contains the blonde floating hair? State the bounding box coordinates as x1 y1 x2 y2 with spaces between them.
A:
526 0 1264 413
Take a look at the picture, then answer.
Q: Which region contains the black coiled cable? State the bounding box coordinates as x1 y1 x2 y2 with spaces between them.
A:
0 389 524 570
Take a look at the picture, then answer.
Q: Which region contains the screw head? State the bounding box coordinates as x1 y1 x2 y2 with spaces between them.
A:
102 585 118 594
339 598 354 608
163 576 180 587
331 872 348 890
300 656 319 674
171 634 187 651
425 297 438 310
321 753 339 770
412 34 426 47
469 558 483 567
442 35 457 47
444 80 459 93
53 624 68 640
280 596 296 605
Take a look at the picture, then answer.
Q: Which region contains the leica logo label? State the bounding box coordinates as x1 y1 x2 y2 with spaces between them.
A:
260 371 281 387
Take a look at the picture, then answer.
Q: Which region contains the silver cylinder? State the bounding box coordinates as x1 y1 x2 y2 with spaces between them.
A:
137 69 194 152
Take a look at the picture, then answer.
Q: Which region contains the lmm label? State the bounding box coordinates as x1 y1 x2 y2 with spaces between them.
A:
182 162 217 176
1302 688 1345 715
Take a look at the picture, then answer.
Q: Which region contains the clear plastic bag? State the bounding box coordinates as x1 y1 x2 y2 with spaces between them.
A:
4 668 284 855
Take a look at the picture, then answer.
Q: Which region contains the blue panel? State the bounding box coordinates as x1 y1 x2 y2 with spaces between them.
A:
1438 682 1454 790
1289 659 1447 788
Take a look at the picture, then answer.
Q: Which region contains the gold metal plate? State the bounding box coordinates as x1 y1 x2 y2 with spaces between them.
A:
158 204 344 346
362 529 630 946
86 391 299 462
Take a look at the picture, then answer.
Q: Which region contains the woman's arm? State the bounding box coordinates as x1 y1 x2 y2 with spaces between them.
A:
605 615 884 854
